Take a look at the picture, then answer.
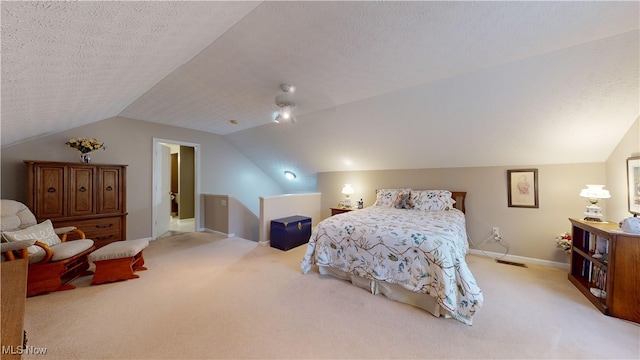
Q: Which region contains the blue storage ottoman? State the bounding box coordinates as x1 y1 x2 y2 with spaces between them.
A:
270 215 312 251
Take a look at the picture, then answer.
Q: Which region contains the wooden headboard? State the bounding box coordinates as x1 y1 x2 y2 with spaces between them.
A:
451 191 467 214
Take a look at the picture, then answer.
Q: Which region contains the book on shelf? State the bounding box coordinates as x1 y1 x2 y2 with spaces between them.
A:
581 258 590 278
589 233 596 254
583 231 590 250
582 231 598 253
580 258 607 289
581 232 610 259
592 264 606 289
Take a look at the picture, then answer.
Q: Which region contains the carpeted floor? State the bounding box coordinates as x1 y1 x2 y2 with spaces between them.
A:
22 232 639 359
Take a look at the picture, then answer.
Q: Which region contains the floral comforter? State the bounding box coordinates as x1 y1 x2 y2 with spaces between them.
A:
301 206 483 325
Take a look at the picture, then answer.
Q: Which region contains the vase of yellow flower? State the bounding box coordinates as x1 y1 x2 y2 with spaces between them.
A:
65 137 106 163
555 232 572 254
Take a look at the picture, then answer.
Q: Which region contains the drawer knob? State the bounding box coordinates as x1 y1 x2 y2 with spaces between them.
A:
47 187 56 193
96 224 113 229
79 186 86 192
106 186 113 191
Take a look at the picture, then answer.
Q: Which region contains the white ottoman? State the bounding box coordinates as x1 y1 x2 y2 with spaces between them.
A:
88 239 149 285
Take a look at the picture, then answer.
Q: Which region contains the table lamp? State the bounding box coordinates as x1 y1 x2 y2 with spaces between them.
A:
342 184 354 208
579 184 611 222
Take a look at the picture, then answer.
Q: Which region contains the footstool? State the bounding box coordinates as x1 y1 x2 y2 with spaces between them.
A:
88 239 149 285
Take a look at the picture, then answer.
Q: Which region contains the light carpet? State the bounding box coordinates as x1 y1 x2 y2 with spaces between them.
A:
22 232 639 359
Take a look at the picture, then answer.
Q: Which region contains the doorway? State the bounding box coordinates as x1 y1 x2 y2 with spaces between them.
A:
152 138 201 239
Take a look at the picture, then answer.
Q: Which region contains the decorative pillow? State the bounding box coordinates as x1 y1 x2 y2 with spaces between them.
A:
1 219 61 258
410 190 456 211
374 188 412 207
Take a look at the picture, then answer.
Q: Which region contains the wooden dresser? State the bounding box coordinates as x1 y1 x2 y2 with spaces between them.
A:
25 160 127 249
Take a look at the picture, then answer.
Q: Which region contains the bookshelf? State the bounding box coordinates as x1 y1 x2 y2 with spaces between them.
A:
568 218 640 323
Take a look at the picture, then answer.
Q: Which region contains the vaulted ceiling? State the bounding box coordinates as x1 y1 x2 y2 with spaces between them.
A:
2 1 639 192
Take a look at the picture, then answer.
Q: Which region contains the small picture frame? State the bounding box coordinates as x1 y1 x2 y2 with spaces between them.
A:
507 169 539 208
627 156 640 215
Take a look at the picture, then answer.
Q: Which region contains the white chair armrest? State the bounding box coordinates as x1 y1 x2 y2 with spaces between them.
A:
54 226 77 235
0 239 36 252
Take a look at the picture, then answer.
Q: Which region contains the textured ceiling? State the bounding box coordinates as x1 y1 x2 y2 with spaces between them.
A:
2 1 639 192
1 1 261 144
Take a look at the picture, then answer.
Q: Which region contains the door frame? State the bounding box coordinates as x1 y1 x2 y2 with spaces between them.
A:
152 137 201 239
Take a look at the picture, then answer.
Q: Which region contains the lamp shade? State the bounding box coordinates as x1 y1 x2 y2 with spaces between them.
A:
579 185 611 199
342 184 354 196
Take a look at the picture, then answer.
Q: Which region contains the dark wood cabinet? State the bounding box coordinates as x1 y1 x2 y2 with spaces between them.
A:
69 165 95 216
97 166 124 214
35 163 67 219
25 160 127 248
568 218 639 323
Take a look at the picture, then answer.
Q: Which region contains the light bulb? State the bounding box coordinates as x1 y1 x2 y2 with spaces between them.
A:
284 171 296 180
281 106 291 119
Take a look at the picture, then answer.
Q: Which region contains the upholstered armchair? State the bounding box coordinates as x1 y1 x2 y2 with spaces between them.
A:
1 199 95 296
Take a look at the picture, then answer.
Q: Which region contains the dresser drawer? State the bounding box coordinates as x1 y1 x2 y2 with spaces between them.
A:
54 217 124 248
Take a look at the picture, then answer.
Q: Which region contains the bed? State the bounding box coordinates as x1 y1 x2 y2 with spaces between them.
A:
301 189 483 325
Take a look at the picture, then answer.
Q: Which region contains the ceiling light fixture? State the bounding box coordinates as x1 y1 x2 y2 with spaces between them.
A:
284 170 296 180
273 84 297 124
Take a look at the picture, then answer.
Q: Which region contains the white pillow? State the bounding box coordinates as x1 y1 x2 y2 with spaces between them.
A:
2 219 61 257
410 190 456 211
374 188 412 207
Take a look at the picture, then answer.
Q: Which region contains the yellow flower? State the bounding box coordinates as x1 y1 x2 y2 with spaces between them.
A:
65 137 106 153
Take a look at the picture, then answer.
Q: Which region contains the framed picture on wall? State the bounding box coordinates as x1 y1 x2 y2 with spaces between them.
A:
627 156 640 215
507 169 539 208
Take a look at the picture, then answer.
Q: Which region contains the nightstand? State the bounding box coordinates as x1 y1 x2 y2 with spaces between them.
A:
331 207 354 216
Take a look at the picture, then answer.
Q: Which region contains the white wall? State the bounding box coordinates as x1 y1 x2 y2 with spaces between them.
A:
259 193 321 246
606 117 640 222
1 117 285 240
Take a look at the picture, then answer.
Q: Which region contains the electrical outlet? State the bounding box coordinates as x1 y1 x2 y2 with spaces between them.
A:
492 227 500 238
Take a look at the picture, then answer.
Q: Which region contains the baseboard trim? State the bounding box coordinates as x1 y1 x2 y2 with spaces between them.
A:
468 249 570 270
202 228 235 238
